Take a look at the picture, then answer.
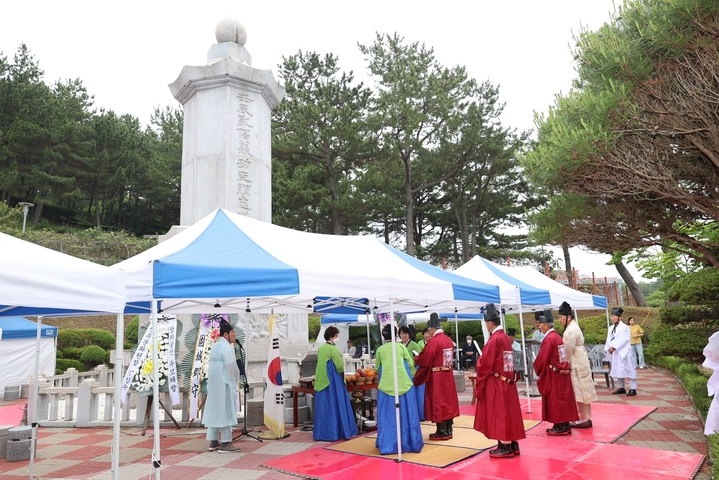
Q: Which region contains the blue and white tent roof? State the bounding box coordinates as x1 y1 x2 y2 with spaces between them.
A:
454 256 607 310
0 317 57 339
114 209 501 314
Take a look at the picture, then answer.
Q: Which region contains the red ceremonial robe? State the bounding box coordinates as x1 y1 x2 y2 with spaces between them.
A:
534 329 579 424
414 331 460 423
473 328 526 441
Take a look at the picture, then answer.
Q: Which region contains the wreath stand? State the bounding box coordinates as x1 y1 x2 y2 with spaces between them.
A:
141 395 182 436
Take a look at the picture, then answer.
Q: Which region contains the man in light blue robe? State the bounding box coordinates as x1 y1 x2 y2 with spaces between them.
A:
202 320 241 452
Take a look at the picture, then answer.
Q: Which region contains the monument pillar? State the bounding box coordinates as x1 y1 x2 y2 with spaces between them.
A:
169 19 284 225
161 20 309 404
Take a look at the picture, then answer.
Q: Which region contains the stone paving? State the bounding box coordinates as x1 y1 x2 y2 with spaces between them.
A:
0 366 711 479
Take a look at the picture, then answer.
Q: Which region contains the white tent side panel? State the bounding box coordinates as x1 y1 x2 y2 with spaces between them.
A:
0 337 56 398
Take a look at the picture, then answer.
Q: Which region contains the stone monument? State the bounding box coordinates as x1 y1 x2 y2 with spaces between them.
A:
159 20 309 399
168 18 283 226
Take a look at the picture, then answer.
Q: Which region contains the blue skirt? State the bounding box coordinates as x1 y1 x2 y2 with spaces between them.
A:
313 363 358 441
375 363 424 454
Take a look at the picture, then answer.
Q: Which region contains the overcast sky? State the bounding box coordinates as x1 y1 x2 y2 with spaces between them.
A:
2 0 650 282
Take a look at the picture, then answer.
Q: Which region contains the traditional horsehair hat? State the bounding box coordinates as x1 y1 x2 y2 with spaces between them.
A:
428 312 442 329
611 307 624 317
219 319 233 335
538 308 554 324
534 310 543 320
506 328 517 336
558 301 573 316
484 303 501 323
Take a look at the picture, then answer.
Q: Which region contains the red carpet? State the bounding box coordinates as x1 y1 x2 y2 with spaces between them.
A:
460 401 656 443
263 402 702 480
263 435 703 480
0 402 25 427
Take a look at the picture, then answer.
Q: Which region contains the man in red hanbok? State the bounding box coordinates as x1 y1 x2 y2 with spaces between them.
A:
414 313 460 440
533 309 579 435
473 303 526 458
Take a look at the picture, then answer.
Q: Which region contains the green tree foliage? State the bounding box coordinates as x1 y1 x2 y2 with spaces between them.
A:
523 0 719 269
273 52 373 235
0 43 181 236
359 33 536 261
359 33 479 256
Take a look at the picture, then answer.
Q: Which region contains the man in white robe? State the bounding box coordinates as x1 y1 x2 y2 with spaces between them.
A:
202 320 241 452
604 307 637 396
558 301 597 428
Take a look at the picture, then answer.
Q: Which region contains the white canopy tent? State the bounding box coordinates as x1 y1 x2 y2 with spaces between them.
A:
0 232 127 480
0 317 57 400
114 208 501 468
453 256 609 411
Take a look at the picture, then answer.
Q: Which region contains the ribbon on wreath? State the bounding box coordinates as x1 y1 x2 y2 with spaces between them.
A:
121 316 179 405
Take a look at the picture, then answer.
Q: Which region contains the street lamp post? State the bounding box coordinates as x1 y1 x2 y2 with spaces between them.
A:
18 202 34 233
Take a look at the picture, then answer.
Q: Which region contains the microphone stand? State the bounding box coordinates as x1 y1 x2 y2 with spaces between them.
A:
233 340 262 442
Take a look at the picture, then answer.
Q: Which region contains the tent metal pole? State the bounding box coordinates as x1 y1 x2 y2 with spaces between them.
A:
389 299 402 462
151 301 161 479
518 306 532 413
366 301 373 354
454 312 460 368
29 315 42 480
112 312 123 480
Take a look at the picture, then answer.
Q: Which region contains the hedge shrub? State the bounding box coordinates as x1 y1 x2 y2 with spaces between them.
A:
62 347 84 360
56 359 85 374
57 328 115 350
79 345 106 366
125 316 140 343
645 323 718 362
659 305 719 326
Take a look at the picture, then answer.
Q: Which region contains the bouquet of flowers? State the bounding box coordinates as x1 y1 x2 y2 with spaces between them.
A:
130 323 171 395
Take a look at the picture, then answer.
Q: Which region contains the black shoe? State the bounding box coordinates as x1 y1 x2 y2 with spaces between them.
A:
626 389 637 396
446 418 454 436
429 430 451 441
489 442 514 458
429 421 451 441
546 423 572 436
612 388 627 395
510 441 520 455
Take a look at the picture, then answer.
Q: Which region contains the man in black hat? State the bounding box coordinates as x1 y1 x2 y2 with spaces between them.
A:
473 303 525 458
533 309 579 435
604 307 637 396
557 301 597 428
414 312 460 440
506 328 522 352
202 320 241 452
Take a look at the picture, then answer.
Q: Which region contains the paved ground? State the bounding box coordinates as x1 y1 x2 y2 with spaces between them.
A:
0 366 711 479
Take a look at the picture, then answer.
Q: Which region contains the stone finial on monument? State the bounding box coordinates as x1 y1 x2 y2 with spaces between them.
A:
167 18 285 229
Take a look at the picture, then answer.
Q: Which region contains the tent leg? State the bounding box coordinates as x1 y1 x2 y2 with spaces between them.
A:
151 301 161 479
518 310 532 414
29 315 42 480
112 313 123 480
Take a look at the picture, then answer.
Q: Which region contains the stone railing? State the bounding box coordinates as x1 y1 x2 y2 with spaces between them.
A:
29 365 266 428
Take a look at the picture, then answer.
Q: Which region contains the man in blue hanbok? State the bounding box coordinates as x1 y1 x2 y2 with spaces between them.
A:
202 320 241 452
375 324 424 454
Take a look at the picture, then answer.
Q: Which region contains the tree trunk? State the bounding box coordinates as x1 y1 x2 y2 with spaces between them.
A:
32 202 43 225
614 260 647 306
562 244 573 285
